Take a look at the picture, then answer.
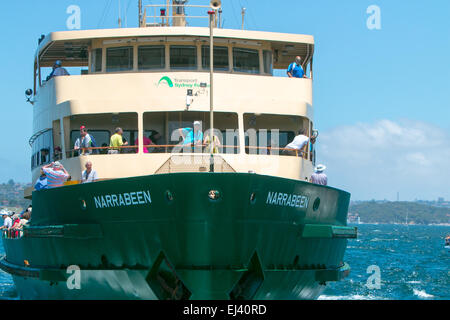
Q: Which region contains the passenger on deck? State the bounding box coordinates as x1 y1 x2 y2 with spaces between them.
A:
0 211 12 230
17 210 31 229
109 127 128 154
134 135 154 153
46 60 70 81
311 164 328 186
34 168 48 191
179 121 204 147
10 213 21 229
284 129 311 156
287 56 306 79
74 126 96 155
42 161 70 188
81 161 99 183
54 146 62 160
204 134 221 154
149 131 164 153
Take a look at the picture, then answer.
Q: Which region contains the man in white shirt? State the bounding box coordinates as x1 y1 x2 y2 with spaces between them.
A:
74 126 95 155
0 212 12 230
81 161 98 183
284 129 312 156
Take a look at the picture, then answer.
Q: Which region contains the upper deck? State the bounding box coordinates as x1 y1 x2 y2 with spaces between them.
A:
27 10 317 186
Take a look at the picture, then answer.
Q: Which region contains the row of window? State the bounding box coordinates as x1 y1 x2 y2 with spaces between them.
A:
92 45 273 74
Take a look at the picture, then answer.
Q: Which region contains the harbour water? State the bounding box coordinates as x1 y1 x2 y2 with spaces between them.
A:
0 224 448 300
320 224 449 300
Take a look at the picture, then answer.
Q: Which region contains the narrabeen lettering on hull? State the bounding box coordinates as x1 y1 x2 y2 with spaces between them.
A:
94 190 152 209
266 191 309 209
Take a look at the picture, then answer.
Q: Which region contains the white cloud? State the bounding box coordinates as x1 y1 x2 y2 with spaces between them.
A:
317 119 450 201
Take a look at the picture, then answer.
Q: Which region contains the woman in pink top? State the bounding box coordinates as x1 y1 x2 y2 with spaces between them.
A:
134 136 154 153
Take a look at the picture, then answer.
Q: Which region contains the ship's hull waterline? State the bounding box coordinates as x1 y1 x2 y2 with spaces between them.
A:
1 172 355 300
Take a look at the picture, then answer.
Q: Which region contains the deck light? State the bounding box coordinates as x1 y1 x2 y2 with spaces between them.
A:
25 89 34 105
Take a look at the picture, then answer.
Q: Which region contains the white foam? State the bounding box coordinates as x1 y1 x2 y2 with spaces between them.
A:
413 289 434 299
318 294 379 300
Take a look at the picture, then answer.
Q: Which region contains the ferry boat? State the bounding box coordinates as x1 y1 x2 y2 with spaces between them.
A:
0 1 356 300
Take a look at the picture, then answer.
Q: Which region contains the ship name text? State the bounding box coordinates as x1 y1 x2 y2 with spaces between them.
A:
266 191 309 209
93 190 151 209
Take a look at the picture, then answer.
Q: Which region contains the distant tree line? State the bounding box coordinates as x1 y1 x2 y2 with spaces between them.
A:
350 201 450 225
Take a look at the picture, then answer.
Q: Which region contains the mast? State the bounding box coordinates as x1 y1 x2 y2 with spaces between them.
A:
208 1 221 172
138 0 142 27
208 9 215 172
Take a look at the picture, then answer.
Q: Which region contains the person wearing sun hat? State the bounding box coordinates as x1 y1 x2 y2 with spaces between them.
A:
41 161 70 188
0 210 13 230
311 164 327 186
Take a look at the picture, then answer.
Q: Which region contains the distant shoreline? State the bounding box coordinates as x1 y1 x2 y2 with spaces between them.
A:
348 222 450 227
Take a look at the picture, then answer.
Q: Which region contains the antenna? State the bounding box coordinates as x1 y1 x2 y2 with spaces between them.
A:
138 0 142 27
241 7 246 30
118 0 122 28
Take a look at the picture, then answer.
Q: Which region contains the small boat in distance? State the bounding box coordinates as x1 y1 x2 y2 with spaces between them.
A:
445 235 450 251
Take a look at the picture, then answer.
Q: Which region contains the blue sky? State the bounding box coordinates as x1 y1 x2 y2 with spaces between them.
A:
0 0 449 201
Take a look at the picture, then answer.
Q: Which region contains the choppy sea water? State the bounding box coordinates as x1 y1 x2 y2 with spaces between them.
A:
320 224 450 300
0 224 448 300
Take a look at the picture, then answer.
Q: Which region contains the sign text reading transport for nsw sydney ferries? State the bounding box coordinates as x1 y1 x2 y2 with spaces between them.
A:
94 191 151 209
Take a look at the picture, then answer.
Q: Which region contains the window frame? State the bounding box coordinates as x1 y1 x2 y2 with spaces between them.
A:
106 46 134 72
232 47 260 74
138 45 166 71
169 45 198 70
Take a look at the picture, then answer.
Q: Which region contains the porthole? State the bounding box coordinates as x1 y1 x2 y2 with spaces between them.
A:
165 190 174 202
208 190 220 201
80 199 87 211
313 198 320 211
250 192 256 204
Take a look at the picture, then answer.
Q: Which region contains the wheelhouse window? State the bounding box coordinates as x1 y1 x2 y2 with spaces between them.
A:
106 46 134 72
91 48 102 72
143 111 239 154
201 46 229 71
170 46 197 70
233 48 260 74
31 129 54 169
138 45 165 70
66 113 138 157
243 113 309 156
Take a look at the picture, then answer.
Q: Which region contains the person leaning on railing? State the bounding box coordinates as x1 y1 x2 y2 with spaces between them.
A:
74 125 96 155
287 56 307 79
109 127 128 154
0 211 12 230
283 129 313 157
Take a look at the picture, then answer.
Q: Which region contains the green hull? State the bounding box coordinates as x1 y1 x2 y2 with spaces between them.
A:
1 173 355 300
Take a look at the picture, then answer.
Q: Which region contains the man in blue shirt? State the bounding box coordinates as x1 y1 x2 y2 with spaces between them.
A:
46 60 70 81
287 56 306 78
179 121 203 146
